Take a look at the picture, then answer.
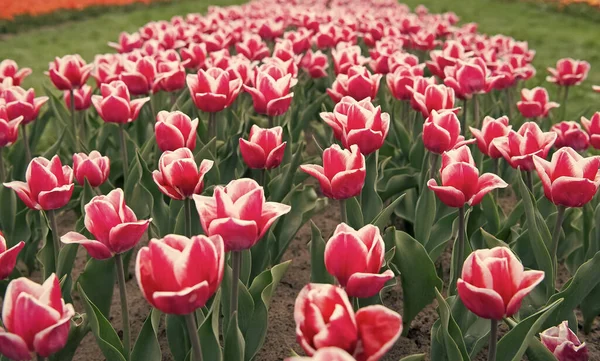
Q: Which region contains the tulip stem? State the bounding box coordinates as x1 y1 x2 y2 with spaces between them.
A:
115 253 131 360
185 312 203 361
457 206 465 277
429 153 439 181
462 98 468 135
0 147 5 182
473 94 480 129
551 205 566 277
561 86 569 121
118 123 129 182
21 124 32 163
505 88 514 120
70 89 80 152
525 170 533 192
47 209 61 272
488 319 498 361
230 251 241 318
492 158 500 201
268 115 274 128
208 112 217 157
37 354 45 361
184 198 193 238
339 199 347 224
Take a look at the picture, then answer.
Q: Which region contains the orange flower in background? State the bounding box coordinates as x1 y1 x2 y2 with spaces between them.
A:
1 0 163 20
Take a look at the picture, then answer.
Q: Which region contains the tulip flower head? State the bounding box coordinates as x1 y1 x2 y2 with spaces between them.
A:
540 321 589 361
181 43 208 70
332 45 368 75
580 112 600 149
410 83 459 118
2 86 49 125
236 34 271 61
92 80 149 124
47 54 93 90
493 122 557 171
154 110 199 152
457 247 545 320
108 31 143 53
327 65 382 103
0 100 22 148
551 121 589 151
547 58 590 87
444 57 501 99
516 87 559 119
244 63 297 117
301 50 329 79
73 151 110 188
188 67 242 113
153 148 213 200
0 232 24 280
0 59 32 86
386 64 425 101
469 115 512 158
285 347 356 361
422 110 474 154
239 125 287 169
64 84 93 111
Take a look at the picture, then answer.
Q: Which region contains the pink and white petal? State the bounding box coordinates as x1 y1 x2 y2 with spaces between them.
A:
354 305 402 361
33 304 74 357
108 220 151 254
0 331 31 361
457 280 506 320
152 281 211 315
61 232 112 260
3 181 39 210
505 270 545 316
468 173 508 206
324 232 368 287
208 217 258 251
427 179 465 208
346 270 394 299
37 184 74 210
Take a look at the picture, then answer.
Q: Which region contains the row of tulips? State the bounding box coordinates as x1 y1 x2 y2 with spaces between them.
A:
0 0 599 360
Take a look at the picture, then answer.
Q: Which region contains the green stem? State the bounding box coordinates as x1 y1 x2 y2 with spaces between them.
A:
457 206 466 277
506 87 514 120
21 124 32 163
185 313 203 361
208 112 217 157
462 98 468 135
561 86 569 121
230 251 241 318
184 198 193 238
473 94 480 129
551 205 566 278
492 158 500 200
488 319 498 361
115 253 130 360
47 209 61 273
339 199 347 224
525 170 533 193
118 123 129 182
268 115 275 128
429 153 440 180
0 147 5 182
70 89 80 152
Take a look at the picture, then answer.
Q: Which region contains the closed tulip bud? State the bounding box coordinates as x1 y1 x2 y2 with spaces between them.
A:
444 57 501 98
63 85 92 111
236 34 270 61
547 58 590 87
457 247 545 320
0 233 24 280
119 56 157 95
517 87 559 119
533 147 600 208
551 121 589 151
92 80 149 124
47 54 93 91
193 178 291 251
581 112 600 149
72 151 109 188
153 148 213 200
469 116 512 158
428 145 507 207
155 110 198 152
61 188 151 259
3 86 48 125
0 274 75 360
300 50 329 79
411 83 459 118
136 234 224 315
285 347 356 361
244 63 296 117
155 61 186 92
239 125 287 169
0 60 32 86
0 101 23 147
423 110 473 154
540 321 589 361
181 43 208 70
108 31 143 53
4 156 74 211
325 223 394 298
386 64 425 101
492 122 557 171
327 66 382 103
301 144 366 200
187 67 242 113
295 283 402 361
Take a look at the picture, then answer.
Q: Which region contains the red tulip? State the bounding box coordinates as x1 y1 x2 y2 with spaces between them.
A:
387 52 419 73
0 101 23 147
551 121 589 151
257 20 285 40
0 274 75 360
457 247 545 320
155 110 198 152
244 63 296 117
301 50 329 79
92 80 149 124
406 76 436 111
581 112 600 149
410 29 440 52
301 144 366 200
426 40 472 78
516 87 559 119
73 151 110 188
427 145 507 207
422 110 473 154
283 29 312 54
386 64 425 101
327 65 382 103
410 83 459 118
493 122 557 171
119 56 157 95
325 223 394 298
153 148 213 200
294 283 402 361
193 178 291 251
332 45 368 75
61 188 151 259
0 233 24 280
155 61 186 92
181 43 207 70
108 32 143 53
4 156 74 211
285 347 356 361
239 125 287 169
0 60 32 86
2 86 48 125
236 34 270 61
540 321 589 361
63 85 92 111
469 115 512 158
187 67 242 113
547 58 590 87
533 147 600 208
47 55 93 91
136 234 224 315
320 96 390 155
492 55 536 90
444 57 501 98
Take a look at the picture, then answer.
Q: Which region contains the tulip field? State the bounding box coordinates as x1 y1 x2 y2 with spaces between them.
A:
2 0 600 360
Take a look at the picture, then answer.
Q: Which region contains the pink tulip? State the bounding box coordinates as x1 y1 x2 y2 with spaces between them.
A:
426 40 472 78
325 223 394 298
327 65 382 103
136 234 224 315
320 96 390 155
581 112 600 149
407 76 436 111
284 29 312 54
422 110 473 154
193 178 291 251
244 63 296 117
551 121 589 151
119 56 157 95
547 58 590 87
239 125 287 169
47 55 93 91
0 232 24 280
4 156 74 211
469 116 512 158
2 86 48 125
410 83 459 118
457 247 545 320
0 101 23 147
517 87 559 119
410 29 440 52
301 50 329 79
61 188 151 259
108 32 143 53
155 110 198 152
533 147 600 208
387 52 419 73
295 283 402 361
92 80 149 124
236 34 270 61
493 122 557 171
73 151 110 188
153 148 213 200
386 64 425 101
155 61 186 92
427 145 507 207
540 321 589 361
0 60 32 86
273 39 298 63
181 43 208 70
593 85 600 93
187 67 242 113
332 45 368 75
63 85 92 111
285 347 356 361
444 57 501 99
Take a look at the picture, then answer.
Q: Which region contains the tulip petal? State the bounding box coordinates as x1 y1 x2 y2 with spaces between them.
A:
3 181 39 210
239 138 267 169
61 232 113 260
457 279 505 320
152 281 211 315
313 304 359 352
37 184 74 211
33 304 74 357
427 179 465 208
208 217 258 251
325 232 368 287
330 169 366 200
300 165 332 197
469 173 508 206
0 241 25 279
505 270 545 317
109 220 151 254
354 305 402 361
0 330 31 361
346 270 394 299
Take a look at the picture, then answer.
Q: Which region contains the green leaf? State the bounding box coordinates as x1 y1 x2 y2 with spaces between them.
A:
480 228 510 249
480 194 500 234
372 194 405 231
197 290 223 361
309 222 334 284
399 354 426 361
167 315 190 361
581 283 600 333
131 309 161 361
42 128 67 159
426 210 458 261
77 257 115 317
345 197 363 229
432 289 470 361
57 243 79 279
361 151 383 223
525 337 561 361
414 188 436 245
224 313 245 361
270 142 305 202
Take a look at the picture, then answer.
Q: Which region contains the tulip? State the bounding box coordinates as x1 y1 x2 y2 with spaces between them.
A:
301 50 329 79
386 64 425 101
547 58 590 87
155 61 186 93
327 66 382 103
469 115 512 159
540 321 589 361
3 86 48 125
153 148 213 200
300 144 366 200
411 83 459 118
244 63 296 117
92 80 149 124
387 52 419 73
108 31 143 53
136 234 225 315
581 112 600 149
325 223 394 298
273 39 297 63
0 274 75 360
235 34 270 61
187 67 242 113
426 40 472 78
294 283 402 361
283 29 312 54
0 232 24 280
593 85 600 93
551 121 589 151
320 96 390 155
285 347 356 361
63 84 92 111
406 76 436 112
73 151 110 188
492 122 557 172
47 55 93 91
119 56 158 95
410 29 440 52
516 87 559 119
332 45 368 75
0 100 22 148
155 110 199 152
181 43 207 70
0 60 32 86
422 110 473 154
239 125 287 169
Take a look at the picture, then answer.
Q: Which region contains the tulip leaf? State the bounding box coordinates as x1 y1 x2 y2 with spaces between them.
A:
221 259 255 336
345 196 364 229
77 257 115 317
131 309 161 361
124 152 152 219
309 221 335 284
36 213 55 279
42 128 68 159
414 187 436 245
399 355 426 361
224 312 245 361
480 228 510 249
0 187 17 240
377 167 419 202
194 290 223 361
581 283 600 333
386 228 442 334
525 337 559 361
49 314 89 361
361 151 383 223
78 284 126 361
480 194 500 234
270 141 305 202
497 199 523 240
432 289 470 361
426 209 458 260
496 298 563 361
167 315 191 361
56 243 79 279
372 193 405 231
